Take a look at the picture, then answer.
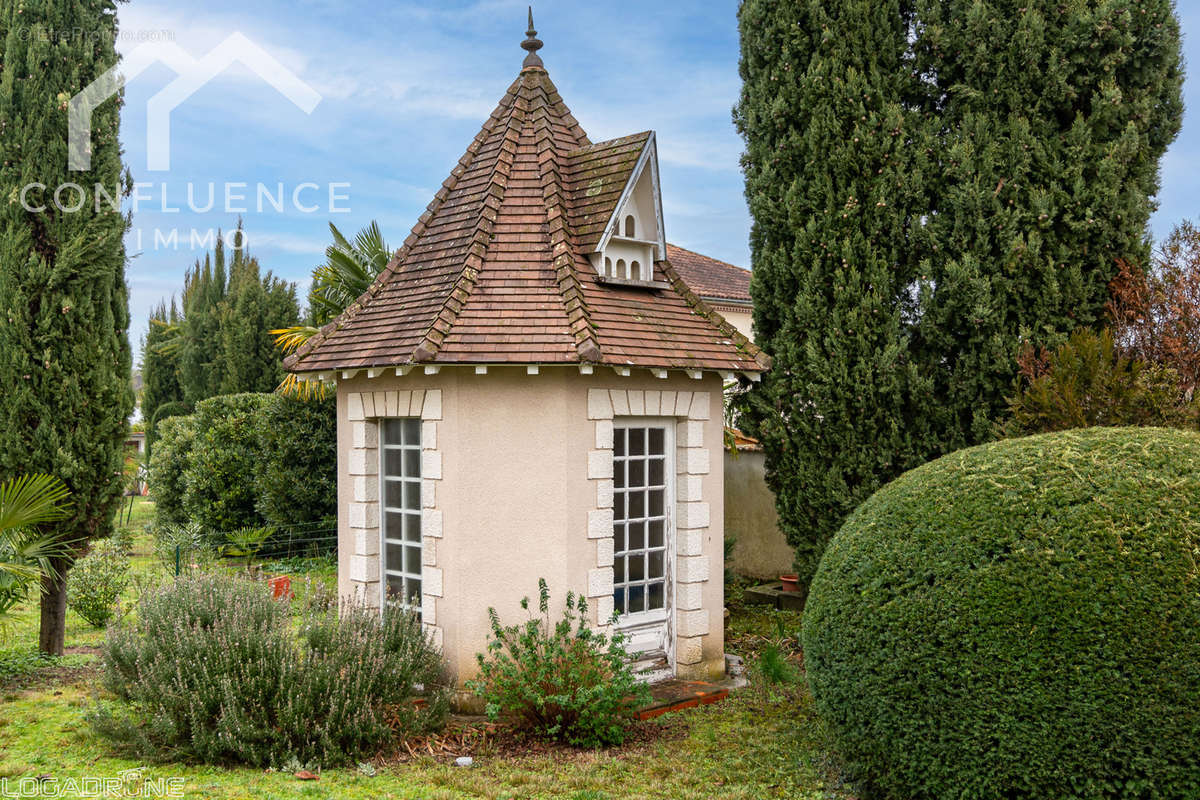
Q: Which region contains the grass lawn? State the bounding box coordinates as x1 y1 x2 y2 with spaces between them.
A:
0 503 849 799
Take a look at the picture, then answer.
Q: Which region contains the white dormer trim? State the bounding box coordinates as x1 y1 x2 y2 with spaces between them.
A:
596 132 667 262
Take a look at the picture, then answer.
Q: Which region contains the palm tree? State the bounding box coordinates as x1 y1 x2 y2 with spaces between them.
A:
0 474 72 616
272 221 392 398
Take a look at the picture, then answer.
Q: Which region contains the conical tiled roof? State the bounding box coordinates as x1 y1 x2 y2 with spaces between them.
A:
285 20 767 377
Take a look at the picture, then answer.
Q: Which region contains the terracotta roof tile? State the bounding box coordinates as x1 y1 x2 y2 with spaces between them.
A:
666 244 751 303
285 44 768 375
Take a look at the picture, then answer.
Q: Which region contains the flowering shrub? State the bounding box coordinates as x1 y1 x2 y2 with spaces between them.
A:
94 573 448 767
469 579 649 748
66 538 129 628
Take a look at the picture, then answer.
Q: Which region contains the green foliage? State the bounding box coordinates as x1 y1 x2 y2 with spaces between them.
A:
0 647 57 685
95 573 448 767
733 0 936 588
735 0 1184 592
140 300 184 444
0 474 73 616
66 538 129 628
911 1 1184 447
469 579 650 748
0 0 136 654
254 393 336 529
150 393 336 542
803 427 1200 799
157 223 300 407
222 526 272 572
1003 328 1198 436
308 221 392 327
150 521 210 576
181 393 270 536
147 415 196 527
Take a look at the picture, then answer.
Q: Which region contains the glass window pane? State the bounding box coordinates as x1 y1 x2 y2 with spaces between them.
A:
629 491 644 520
648 489 664 517
648 519 664 549
629 459 645 488
629 522 645 551
614 461 626 489
405 545 422 574
386 542 405 572
613 588 625 614
385 448 406 475
630 553 645 581
386 511 406 539
649 551 664 579
648 581 664 610
404 512 421 543
405 447 421 476
629 429 645 456
383 419 405 444
403 480 421 510
649 458 664 487
407 577 421 605
614 492 625 520
385 479 405 508
613 428 626 457
649 427 664 455
403 418 420 444
385 574 405 602
613 524 625 553
614 558 625 584
628 585 644 613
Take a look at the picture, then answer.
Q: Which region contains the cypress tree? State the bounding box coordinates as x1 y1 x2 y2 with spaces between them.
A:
734 0 935 584
140 299 183 441
0 0 134 653
911 0 1183 446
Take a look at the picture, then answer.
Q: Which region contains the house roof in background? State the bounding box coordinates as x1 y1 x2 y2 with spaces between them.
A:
285 18 767 376
666 244 751 304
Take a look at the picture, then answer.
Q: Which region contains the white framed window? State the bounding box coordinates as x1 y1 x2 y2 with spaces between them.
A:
381 418 422 615
612 423 672 630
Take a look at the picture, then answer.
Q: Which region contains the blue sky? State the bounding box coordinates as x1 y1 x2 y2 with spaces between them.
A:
114 0 1199 354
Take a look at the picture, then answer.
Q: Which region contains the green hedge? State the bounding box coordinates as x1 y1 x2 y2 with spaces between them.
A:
182 393 271 534
255 393 337 530
147 415 196 526
148 393 336 538
803 427 1200 799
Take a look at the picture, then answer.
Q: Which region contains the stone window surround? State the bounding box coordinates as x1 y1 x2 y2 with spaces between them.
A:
345 388 444 650
586 388 711 669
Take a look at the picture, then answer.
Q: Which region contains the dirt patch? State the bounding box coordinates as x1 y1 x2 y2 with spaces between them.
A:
1 660 100 693
374 713 687 766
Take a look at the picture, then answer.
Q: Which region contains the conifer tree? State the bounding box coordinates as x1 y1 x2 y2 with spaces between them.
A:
140 299 183 437
0 0 134 653
734 0 935 584
911 0 1184 446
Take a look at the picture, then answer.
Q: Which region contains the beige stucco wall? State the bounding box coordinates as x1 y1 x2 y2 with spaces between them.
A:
724 449 793 579
335 368 727 686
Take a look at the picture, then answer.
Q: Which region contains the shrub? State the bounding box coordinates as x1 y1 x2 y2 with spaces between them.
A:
469 579 650 748
95 573 448 767
803 427 1200 799
151 521 212 576
182 393 271 538
1003 327 1197 435
67 538 130 628
147 414 196 526
255 393 336 531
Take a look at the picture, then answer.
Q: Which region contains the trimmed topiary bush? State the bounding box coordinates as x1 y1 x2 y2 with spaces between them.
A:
147 414 196 526
804 427 1200 799
254 393 336 533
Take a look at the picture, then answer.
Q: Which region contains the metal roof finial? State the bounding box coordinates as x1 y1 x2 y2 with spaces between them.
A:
521 6 544 69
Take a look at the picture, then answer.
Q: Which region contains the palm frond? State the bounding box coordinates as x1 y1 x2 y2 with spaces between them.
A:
0 474 72 533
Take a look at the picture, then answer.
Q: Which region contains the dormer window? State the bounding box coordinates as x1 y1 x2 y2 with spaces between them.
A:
588 131 668 289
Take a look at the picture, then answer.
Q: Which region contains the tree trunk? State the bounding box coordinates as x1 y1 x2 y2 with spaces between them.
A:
38 557 70 656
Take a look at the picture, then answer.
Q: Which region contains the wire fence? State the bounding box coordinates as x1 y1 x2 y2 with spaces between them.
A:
163 521 339 577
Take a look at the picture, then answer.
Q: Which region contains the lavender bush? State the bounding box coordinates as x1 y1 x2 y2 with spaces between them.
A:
93 573 447 767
